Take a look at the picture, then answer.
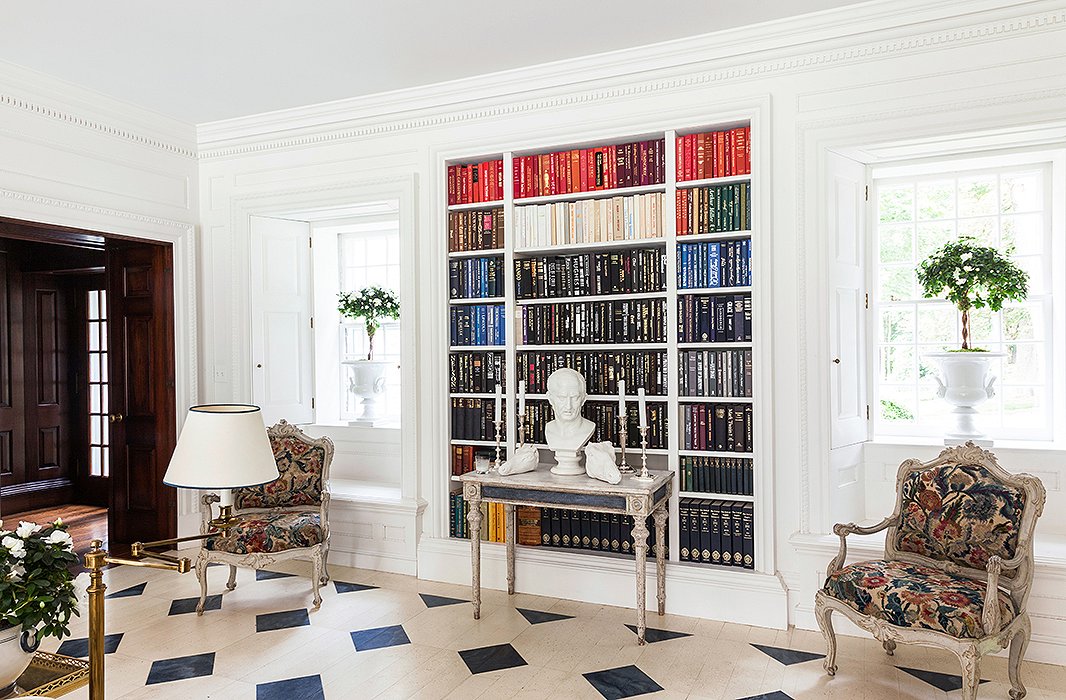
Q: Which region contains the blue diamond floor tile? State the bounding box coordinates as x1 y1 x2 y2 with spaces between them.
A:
517 608 575 625
419 593 466 608
256 608 310 633
106 582 147 599
583 665 663 700
334 580 377 594
351 624 411 652
146 652 215 685
169 594 222 616
738 692 795 700
256 673 325 700
624 624 692 643
898 666 989 692
256 570 295 581
57 633 123 658
751 643 825 666
458 643 528 674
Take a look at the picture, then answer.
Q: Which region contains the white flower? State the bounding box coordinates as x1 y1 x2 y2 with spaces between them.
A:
15 522 41 539
53 517 63 527
46 530 74 551
2 535 26 559
7 564 25 582
962 265 973 272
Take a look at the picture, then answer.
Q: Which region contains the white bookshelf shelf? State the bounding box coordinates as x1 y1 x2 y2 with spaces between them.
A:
448 200 504 212
678 492 755 502
676 174 751 189
514 237 666 256
677 231 752 242
516 290 667 305
448 247 505 259
449 296 505 305
514 183 666 206
677 396 753 403
677 286 752 295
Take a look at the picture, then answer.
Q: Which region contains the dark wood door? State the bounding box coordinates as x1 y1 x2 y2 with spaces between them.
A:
106 242 176 545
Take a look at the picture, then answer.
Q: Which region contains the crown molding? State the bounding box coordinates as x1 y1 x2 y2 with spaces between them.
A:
197 0 1064 158
0 186 195 232
0 59 197 159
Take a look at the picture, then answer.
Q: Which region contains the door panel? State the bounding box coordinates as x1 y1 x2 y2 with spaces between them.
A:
250 215 314 425
107 243 176 545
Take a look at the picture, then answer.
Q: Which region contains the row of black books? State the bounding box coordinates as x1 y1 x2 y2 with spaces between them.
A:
449 209 504 253
681 403 753 453
524 399 668 449
450 445 499 476
449 351 504 393
516 350 667 396
519 298 665 345
675 182 751 235
514 248 666 299
679 456 754 496
679 349 752 398
450 304 505 346
449 256 506 299
677 294 752 344
677 240 752 290
539 507 663 556
679 499 753 569
450 397 505 441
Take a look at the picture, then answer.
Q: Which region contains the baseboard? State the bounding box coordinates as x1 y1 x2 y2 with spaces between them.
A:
328 547 417 577
417 536 788 629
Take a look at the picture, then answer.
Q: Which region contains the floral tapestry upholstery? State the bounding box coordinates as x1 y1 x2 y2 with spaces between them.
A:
205 510 323 555
824 559 1014 639
233 435 325 509
894 462 1026 571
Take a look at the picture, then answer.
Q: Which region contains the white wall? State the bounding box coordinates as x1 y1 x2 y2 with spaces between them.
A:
185 0 1066 659
0 59 202 532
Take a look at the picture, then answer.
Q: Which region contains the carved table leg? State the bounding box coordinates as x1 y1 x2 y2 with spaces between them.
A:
653 506 668 616
505 503 516 596
632 514 650 645
467 491 483 620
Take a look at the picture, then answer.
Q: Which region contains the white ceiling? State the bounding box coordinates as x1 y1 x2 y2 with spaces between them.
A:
0 1 860 124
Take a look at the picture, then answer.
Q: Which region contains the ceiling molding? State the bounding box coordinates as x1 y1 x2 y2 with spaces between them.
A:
197 1 1065 158
0 187 195 231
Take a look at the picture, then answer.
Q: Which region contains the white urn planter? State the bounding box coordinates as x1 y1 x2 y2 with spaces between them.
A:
342 360 391 425
0 624 39 693
925 351 1005 442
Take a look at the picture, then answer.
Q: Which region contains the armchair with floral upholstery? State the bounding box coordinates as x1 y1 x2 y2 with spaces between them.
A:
194 419 334 614
815 442 1045 700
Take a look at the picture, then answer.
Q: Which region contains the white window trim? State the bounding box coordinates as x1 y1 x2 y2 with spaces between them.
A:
866 147 1066 445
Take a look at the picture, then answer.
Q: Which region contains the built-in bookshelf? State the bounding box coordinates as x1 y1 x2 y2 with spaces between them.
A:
445 123 759 570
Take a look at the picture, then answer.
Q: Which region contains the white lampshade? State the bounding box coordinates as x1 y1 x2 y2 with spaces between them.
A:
163 404 279 489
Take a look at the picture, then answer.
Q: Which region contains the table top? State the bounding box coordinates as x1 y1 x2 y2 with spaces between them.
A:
457 467 673 497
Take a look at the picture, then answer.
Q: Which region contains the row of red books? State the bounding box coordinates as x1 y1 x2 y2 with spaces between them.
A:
512 139 665 199
676 127 750 182
447 159 505 206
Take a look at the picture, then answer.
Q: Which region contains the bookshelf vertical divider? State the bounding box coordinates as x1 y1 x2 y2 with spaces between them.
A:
503 151 517 458
663 129 681 564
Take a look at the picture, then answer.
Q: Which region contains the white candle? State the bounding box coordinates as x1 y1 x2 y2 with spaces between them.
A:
519 381 526 415
637 388 648 430
494 384 502 423
617 379 626 414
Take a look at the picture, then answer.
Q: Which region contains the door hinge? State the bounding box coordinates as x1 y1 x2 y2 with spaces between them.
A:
311 397 316 409
866 405 870 420
865 292 869 310
865 185 869 201
310 316 314 329
309 236 313 249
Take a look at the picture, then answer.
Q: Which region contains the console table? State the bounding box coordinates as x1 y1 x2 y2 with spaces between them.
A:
457 468 673 644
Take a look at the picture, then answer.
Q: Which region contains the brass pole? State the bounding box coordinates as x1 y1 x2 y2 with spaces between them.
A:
83 540 108 700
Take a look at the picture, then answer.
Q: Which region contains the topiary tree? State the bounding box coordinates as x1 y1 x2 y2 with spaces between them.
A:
916 236 1028 350
337 286 400 360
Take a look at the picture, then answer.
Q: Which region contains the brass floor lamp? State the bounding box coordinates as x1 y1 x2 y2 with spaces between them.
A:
82 404 279 700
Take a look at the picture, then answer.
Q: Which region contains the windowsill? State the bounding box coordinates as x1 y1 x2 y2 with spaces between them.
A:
331 479 403 503
867 435 1066 454
309 420 401 432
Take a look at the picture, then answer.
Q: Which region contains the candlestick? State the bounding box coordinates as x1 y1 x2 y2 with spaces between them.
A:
617 413 632 474
494 384 502 423
631 425 654 482
617 379 626 413
519 380 526 416
637 387 648 430
517 410 526 447
493 416 503 471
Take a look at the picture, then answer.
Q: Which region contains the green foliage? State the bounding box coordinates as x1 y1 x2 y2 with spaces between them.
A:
880 399 913 421
0 520 80 640
916 236 1028 314
337 286 400 360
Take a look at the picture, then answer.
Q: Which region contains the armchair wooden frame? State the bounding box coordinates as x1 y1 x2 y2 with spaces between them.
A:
815 443 1046 700
193 420 334 614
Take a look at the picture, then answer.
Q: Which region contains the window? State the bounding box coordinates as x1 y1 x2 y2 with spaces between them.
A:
311 202 402 426
87 289 109 476
871 153 1060 441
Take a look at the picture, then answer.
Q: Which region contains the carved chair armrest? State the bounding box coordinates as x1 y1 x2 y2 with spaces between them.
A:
826 516 899 579
982 555 1005 635
199 493 220 534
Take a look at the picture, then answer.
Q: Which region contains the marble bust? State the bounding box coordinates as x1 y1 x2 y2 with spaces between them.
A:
545 368 595 475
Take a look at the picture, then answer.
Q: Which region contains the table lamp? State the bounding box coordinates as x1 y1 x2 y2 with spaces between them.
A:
83 403 279 700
